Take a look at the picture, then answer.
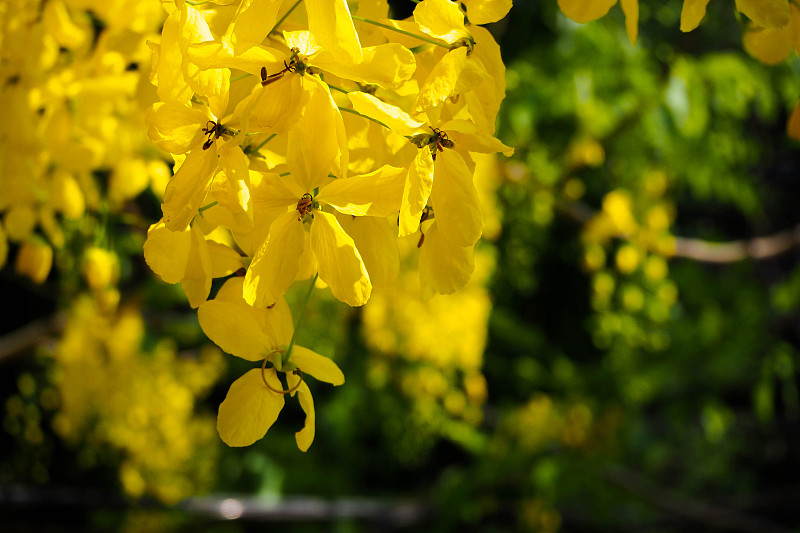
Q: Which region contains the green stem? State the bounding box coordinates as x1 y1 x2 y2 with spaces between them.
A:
254 133 276 152
198 201 218 213
351 15 449 49
327 84 349 94
338 106 391 131
283 272 319 365
271 0 304 34
230 72 252 83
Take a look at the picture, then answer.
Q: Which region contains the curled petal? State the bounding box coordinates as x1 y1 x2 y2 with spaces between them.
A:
290 345 345 386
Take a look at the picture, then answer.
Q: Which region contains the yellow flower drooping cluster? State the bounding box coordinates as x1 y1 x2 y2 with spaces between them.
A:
0 0 168 282
361 154 503 448
581 172 678 352
48 296 225 503
143 0 514 450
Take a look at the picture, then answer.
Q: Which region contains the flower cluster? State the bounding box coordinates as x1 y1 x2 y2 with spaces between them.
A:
0 0 167 284
143 0 514 449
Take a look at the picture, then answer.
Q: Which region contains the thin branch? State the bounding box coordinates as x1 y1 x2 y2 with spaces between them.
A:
0 315 63 364
672 224 800 263
556 200 800 263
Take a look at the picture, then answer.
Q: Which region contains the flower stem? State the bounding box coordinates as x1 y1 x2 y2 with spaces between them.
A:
198 201 218 213
338 106 391 131
283 272 319 365
327 84 349 94
230 72 253 83
254 133 276 152
271 0 304 34
351 15 449 49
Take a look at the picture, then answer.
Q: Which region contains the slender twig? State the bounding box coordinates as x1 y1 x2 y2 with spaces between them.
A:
557 200 800 264
0 315 63 363
230 73 253 83
351 15 450 49
338 106 391 130
327 84 349 94
253 133 276 153
271 0 303 35
282 272 319 366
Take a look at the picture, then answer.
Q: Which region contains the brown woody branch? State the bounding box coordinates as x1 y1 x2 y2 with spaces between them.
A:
557 201 800 264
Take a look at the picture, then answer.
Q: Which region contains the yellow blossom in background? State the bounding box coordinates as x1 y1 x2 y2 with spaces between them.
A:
49 296 224 503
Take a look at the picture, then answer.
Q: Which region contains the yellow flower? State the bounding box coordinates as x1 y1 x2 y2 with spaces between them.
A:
197 277 344 450
143 220 243 307
146 101 243 231
243 165 405 308
82 247 120 291
15 238 53 285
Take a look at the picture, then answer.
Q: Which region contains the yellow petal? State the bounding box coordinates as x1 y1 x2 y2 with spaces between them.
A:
743 24 793 64
235 73 310 134
15 239 53 285
143 221 191 284
680 0 712 31
316 43 416 88
243 211 304 307
414 47 468 114
217 368 285 447
290 345 345 385
188 42 283 74
155 11 193 104
305 0 363 65
419 221 475 297
3 205 37 242
336 214 399 288
399 149 435 237
283 30 323 57
431 149 483 247
146 102 209 155
162 147 218 231
224 0 282 54
320 165 405 217
215 276 249 303
287 78 347 191
310 211 371 306
347 91 424 136
208 241 244 278
736 0 791 28
558 0 617 23
443 119 515 156
43 0 87 49
180 224 212 308
293 380 315 452
620 0 639 45
460 0 512 25
414 0 469 43
466 26 505 135
198 300 272 360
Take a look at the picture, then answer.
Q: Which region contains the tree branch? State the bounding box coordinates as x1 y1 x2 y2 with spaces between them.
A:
0 315 62 364
556 200 800 263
